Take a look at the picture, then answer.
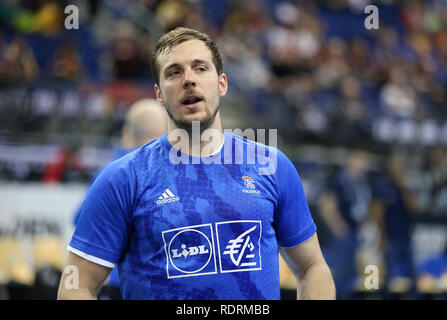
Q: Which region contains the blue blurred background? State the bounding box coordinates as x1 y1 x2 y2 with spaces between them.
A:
0 0 446 300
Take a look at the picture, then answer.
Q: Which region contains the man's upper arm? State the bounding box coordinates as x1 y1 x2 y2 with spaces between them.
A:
279 233 326 278
58 251 112 300
280 233 336 299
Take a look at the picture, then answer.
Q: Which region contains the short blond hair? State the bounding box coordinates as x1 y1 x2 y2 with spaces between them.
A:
150 27 223 85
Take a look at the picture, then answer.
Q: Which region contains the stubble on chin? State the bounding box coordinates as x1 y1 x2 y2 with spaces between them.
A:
164 97 220 134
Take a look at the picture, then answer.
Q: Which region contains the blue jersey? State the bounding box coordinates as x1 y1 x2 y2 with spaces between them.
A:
69 131 316 300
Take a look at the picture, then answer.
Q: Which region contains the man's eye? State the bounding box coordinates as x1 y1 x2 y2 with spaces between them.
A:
196 67 207 72
168 71 180 77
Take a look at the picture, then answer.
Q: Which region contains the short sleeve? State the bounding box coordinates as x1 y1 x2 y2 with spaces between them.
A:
273 150 317 248
69 158 135 264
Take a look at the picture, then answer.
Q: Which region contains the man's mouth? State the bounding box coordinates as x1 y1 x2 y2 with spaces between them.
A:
181 95 203 108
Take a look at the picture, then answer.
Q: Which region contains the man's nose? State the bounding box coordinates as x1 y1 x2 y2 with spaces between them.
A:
183 69 196 89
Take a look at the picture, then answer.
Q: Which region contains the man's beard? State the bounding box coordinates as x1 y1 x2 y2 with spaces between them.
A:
164 99 220 134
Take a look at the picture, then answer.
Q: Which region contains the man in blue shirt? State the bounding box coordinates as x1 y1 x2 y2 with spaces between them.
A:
57 27 335 300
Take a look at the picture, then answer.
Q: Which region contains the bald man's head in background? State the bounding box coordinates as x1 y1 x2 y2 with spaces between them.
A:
121 99 168 149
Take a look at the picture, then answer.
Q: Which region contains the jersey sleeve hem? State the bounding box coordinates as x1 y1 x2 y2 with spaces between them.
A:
278 222 317 248
67 245 116 268
69 235 121 265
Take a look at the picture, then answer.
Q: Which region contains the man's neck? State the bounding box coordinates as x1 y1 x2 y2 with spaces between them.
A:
167 114 224 157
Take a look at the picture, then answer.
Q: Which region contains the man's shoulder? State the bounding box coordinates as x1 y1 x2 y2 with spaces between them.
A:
224 130 285 156
100 136 166 180
224 131 293 177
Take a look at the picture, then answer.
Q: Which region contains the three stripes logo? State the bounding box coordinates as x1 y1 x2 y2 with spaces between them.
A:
156 188 180 205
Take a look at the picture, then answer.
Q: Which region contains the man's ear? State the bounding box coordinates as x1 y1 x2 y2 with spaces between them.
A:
218 73 228 97
154 84 163 105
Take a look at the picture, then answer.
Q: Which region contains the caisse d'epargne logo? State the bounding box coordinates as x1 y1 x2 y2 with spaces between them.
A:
162 221 262 278
216 221 262 273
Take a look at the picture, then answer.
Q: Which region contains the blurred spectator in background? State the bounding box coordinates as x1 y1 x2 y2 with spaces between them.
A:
73 98 167 299
50 41 82 82
318 150 372 299
42 144 84 183
33 0 64 37
120 98 168 150
419 147 447 216
0 33 11 86
0 35 39 85
331 75 370 143
379 66 417 118
155 0 190 30
370 155 420 298
110 20 148 80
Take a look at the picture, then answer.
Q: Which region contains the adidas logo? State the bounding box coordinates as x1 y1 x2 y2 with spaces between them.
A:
156 188 180 205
